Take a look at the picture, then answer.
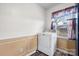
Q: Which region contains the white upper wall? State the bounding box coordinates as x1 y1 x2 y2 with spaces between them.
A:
45 3 75 31
0 3 45 39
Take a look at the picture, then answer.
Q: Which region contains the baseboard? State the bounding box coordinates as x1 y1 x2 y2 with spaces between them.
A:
56 48 75 56
26 50 36 56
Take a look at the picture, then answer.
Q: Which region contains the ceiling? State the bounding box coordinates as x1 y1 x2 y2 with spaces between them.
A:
38 3 60 10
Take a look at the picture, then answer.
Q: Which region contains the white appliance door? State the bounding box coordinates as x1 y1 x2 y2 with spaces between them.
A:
38 34 51 55
50 33 57 55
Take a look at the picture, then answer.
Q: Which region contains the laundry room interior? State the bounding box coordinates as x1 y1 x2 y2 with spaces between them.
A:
0 3 78 56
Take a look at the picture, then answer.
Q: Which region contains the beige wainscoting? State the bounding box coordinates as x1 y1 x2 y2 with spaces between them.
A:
0 35 37 56
57 38 76 55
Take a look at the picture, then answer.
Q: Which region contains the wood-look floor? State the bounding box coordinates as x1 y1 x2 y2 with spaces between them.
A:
31 50 48 56
31 50 73 56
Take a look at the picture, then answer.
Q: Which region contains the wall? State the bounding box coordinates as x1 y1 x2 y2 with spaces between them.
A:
0 3 45 39
57 38 76 55
0 35 37 56
45 3 75 31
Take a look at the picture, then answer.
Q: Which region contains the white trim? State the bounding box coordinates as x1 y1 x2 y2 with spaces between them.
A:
56 48 75 56
57 36 68 39
26 50 36 56
0 34 37 40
